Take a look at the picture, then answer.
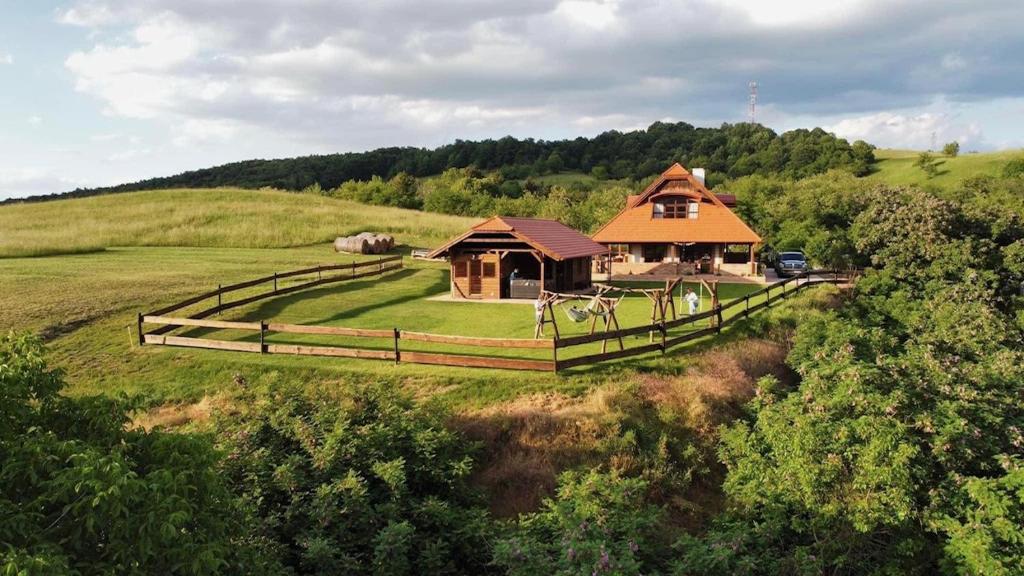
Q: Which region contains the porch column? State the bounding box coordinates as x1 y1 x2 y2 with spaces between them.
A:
749 244 756 276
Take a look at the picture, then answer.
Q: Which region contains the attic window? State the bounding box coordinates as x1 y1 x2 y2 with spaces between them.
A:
687 201 699 219
653 198 690 219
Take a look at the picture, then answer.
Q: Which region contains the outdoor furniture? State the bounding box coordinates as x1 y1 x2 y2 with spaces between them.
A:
510 279 541 299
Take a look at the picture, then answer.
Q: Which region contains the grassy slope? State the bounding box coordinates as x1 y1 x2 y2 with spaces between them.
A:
865 148 1022 190
0 187 478 258
0 186 797 412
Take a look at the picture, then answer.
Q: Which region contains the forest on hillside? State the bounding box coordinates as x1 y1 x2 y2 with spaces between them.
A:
11 122 875 204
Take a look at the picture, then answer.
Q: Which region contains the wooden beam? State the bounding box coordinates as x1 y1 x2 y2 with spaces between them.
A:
143 316 261 331
266 323 394 338
400 331 554 349
143 334 262 353
266 343 394 360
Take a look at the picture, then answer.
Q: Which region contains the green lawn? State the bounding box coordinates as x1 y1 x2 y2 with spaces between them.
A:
865 148 1023 190
0 187 814 411
0 242 771 407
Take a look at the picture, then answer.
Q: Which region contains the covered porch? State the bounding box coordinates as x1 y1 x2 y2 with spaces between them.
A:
595 242 758 277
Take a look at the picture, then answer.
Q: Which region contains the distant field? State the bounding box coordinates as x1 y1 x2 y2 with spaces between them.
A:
0 187 478 258
865 148 1022 189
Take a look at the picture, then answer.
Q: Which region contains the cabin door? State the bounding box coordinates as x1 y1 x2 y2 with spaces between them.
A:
468 260 483 295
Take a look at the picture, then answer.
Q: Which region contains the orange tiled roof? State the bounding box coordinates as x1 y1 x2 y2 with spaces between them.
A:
429 216 608 260
592 163 761 244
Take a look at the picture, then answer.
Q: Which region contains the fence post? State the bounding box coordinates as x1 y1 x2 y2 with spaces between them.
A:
273 273 278 293
352 261 356 278
552 339 559 372
379 256 383 274
660 321 667 353
260 321 266 354
715 305 723 333
393 328 400 364
137 313 144 346
744 294 750 317
318 265 322 281
217 284 222 314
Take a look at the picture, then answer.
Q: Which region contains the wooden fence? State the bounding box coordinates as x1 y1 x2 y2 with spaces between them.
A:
139 265 856 373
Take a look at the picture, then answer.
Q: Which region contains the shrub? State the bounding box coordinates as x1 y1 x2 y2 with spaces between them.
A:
0 332 271 574
494 470 665 576
216 386 496 575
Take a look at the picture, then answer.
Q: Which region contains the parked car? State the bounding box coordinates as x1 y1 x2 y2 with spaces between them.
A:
774 251 808 277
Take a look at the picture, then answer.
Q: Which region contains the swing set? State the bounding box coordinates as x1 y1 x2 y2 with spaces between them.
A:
534 278 696 352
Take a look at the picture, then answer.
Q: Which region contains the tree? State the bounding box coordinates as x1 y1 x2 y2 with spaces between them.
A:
915 151 941 178
0 332 272 574
942 141 960 157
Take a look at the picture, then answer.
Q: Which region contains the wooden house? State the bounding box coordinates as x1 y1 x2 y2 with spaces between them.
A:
428 216 608 299
591 163 762 276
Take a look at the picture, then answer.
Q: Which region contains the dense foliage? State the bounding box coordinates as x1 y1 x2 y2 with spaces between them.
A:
326 168 630 232
215 387 497 575
0 333 269 575
11 122 874 204
674 181 1024 574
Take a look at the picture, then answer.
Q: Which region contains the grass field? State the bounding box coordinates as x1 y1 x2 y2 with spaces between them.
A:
0 186 829 418
0 187 479 258
865 148 1023 190
0 241 767 404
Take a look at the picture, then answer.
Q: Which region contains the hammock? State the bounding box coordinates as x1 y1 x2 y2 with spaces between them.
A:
560 298 602 322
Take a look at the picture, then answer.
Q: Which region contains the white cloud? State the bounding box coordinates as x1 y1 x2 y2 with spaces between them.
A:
0 168 85 199
0 53 12 65
826 110 984 150
27 115 43 125
46 0 1024 164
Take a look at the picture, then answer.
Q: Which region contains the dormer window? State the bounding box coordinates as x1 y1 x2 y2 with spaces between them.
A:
653 197 698 219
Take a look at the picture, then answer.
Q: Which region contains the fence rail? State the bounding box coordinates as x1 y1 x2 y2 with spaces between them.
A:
139 265 857 373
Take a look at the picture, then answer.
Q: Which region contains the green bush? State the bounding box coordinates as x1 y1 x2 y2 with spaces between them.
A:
216 386 496 575
494 470 665 576
0 332 270 575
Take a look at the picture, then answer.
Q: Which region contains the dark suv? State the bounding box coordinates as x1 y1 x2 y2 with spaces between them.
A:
774 251 808 277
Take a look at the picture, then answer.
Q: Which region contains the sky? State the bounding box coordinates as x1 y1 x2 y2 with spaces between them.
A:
1 0 1023 199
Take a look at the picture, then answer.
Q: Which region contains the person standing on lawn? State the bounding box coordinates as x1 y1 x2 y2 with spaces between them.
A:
684 288 700 315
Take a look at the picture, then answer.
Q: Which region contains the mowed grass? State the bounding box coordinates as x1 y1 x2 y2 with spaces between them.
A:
0 241 766 407
0 187 479 258
865 148 1023 190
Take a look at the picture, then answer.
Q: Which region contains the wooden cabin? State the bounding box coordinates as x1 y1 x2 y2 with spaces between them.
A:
592 163 762 277
428 216 608 299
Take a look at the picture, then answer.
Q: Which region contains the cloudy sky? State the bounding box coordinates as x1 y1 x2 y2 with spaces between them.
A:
1 0 1023 199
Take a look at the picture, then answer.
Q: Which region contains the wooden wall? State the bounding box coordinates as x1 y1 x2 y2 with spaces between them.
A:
450 252 502 299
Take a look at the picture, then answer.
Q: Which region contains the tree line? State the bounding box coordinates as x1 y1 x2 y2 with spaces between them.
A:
6 122 875 204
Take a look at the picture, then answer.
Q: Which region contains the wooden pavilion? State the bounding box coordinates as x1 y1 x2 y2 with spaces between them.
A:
428 216 608 299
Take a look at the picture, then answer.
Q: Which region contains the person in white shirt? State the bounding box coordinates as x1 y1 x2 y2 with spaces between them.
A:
684 288 700 315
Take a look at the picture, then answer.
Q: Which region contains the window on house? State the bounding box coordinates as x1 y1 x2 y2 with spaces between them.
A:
483 262 496 277
653 197 690 218
454 261 468 277
687 201 700 219
643 244 666 262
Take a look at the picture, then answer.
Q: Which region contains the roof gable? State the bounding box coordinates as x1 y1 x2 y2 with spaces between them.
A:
591 164 762 245
631 162 727 210
430 216 607 260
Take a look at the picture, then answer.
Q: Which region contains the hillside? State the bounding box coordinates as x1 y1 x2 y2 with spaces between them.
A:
865 148 1023 189
0 187 478 258
8 122 874 203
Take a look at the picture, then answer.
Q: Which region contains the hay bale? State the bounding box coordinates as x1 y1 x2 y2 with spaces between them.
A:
378 234 395 250
334 236 370 254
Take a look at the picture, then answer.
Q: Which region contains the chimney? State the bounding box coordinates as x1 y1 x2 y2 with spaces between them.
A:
692 168 706 186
